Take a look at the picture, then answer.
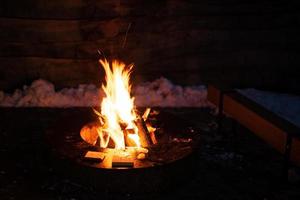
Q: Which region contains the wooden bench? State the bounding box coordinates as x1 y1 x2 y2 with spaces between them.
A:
207 85 300 180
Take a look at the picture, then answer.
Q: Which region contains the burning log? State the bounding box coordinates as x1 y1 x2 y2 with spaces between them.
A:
142 108 151 121
123 128 138 147
84 151 105 162
80 122 99 146
147 125 158 145
112 153 134 168
136 117 152 148
137 153 146 160
135 147 149 160
142 108 158 145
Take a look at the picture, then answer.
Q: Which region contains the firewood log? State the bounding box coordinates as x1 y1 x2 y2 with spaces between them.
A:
123 128 138 147
136 117 152 148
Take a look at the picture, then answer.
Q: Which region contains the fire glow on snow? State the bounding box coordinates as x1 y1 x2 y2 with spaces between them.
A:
0 78 211 107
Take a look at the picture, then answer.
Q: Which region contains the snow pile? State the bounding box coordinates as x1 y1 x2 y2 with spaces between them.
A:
0 77 211 108
238 88 300 128
134 78 209 107
0 80 101 107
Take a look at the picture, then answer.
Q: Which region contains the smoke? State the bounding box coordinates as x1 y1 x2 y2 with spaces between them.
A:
0 77 212 108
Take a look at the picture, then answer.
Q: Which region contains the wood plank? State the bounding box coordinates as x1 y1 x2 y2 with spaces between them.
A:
227 92 300 135
0 0 294 19
0 27 299 60
0 0 126 19
0 14 297 43
0 62 296 93
130 14 297 32
223 92 300 165
209 86 300 166
0 41 296 60
0 55 245 90
0 57 100 90
0 47 298 91
0 34 297 66
291 138 300 166
224 94 287 152
220 67 299 92
1 27 298 58
132 50 294 71
0 48 296 68
207 85 222 106
0 40 111 59
0 18 129 42
0 51 295 79
0 56 206 90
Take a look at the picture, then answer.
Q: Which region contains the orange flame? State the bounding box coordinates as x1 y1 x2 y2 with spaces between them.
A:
95 59 140 149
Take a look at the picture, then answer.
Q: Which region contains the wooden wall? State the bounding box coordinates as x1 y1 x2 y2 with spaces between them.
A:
0 0 299 92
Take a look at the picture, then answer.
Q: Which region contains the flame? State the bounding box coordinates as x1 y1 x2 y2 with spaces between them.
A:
95 59 140 149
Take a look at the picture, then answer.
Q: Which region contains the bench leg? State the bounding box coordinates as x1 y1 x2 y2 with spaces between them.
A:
231 118 238 153
283 134 292 182
217 92 224 135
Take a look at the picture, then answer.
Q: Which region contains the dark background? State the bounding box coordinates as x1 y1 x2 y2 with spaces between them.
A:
1 1 300 198
0 0 299 92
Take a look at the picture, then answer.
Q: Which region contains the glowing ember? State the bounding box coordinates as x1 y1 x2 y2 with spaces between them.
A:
95 59 140 149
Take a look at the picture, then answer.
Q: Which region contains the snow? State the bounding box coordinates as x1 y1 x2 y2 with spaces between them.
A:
0 77 212 108
237 88 300 128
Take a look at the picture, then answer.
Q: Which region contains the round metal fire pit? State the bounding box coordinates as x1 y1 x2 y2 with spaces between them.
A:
45 108 200 194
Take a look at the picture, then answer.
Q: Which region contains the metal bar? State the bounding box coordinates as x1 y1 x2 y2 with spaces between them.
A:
231 117 238 155
217 92 224 135
283 134 293 182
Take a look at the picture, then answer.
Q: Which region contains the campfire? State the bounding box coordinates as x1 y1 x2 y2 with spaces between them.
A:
45 58 198 192
80 59 157 168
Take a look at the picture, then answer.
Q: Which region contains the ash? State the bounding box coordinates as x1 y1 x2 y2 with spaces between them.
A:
0 77 212 108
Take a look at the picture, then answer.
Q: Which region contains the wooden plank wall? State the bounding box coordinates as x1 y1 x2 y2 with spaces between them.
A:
0 0 299 92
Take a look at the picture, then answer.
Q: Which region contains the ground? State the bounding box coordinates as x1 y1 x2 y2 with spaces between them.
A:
0 108 299 200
